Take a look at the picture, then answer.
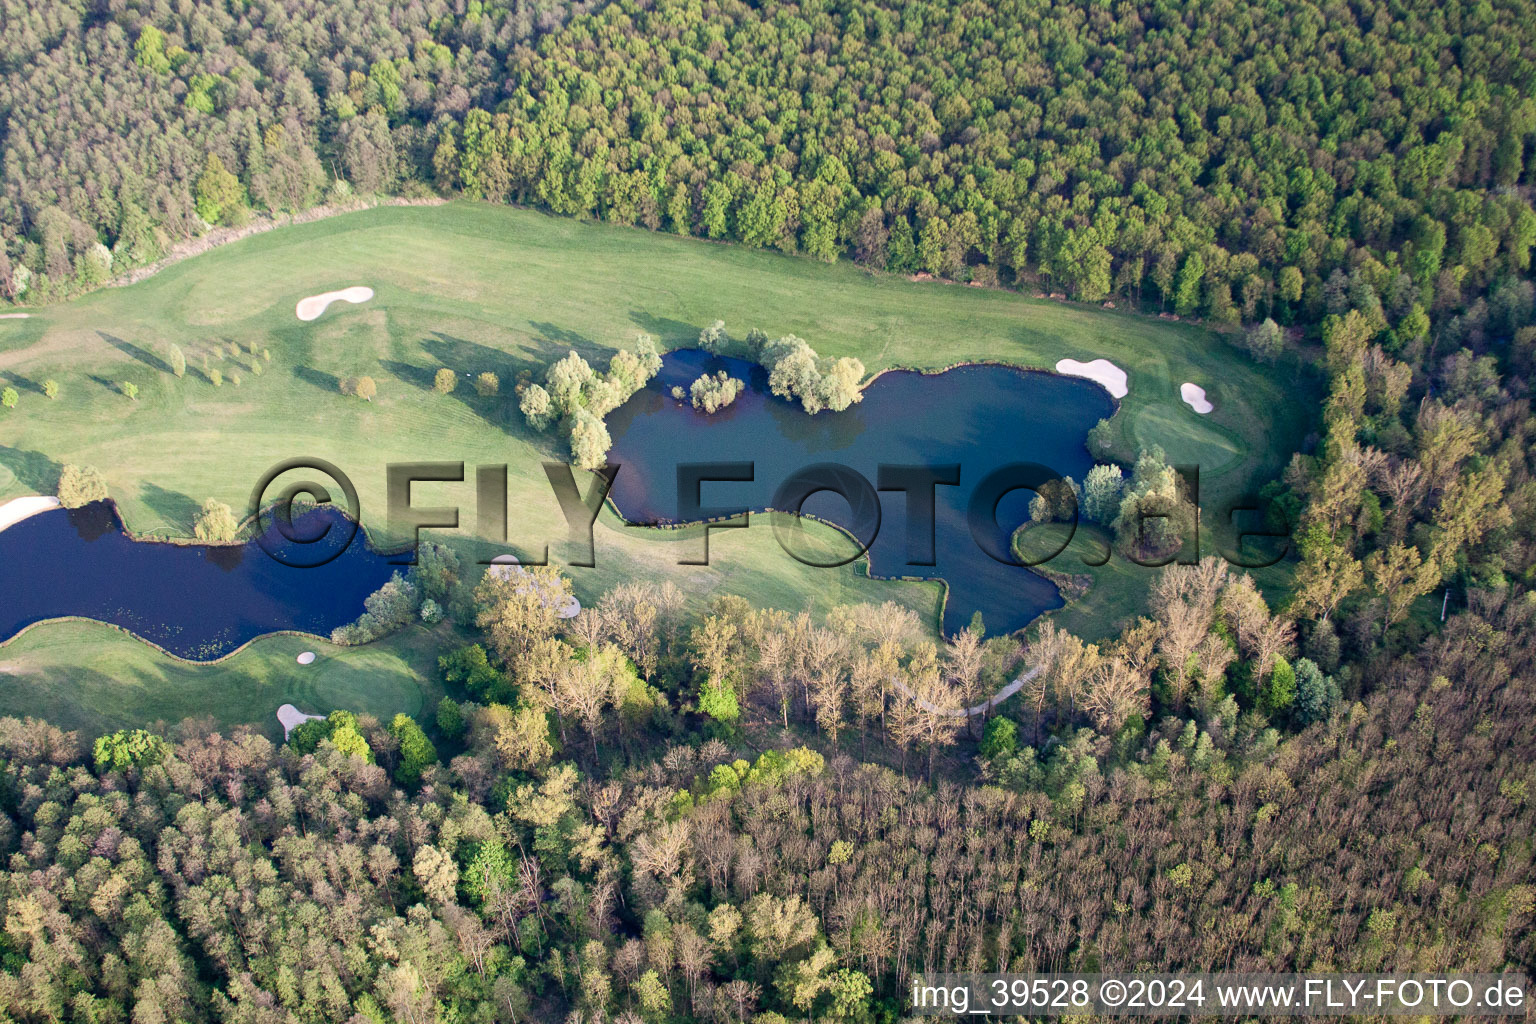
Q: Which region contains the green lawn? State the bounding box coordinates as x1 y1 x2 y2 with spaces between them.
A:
0 619 456 740
0 200 1314 727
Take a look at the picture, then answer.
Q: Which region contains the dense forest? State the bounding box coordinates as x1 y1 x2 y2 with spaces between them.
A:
5 0 1536 332
4 0 1536 1020
1 576 1533 1022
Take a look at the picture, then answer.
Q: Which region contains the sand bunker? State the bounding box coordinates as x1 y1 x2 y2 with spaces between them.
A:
0 313 30 320
0 495 61 534
1055 358 1128 398
487 555 582 618
295 286 373 321
296 651 316 665
276 703 325 738
1180 382 1214 414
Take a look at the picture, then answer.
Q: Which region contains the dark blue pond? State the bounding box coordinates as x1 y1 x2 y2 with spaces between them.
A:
0 503 397 659
605 349 1115 635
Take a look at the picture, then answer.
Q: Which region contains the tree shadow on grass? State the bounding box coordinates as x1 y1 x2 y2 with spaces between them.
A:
2 372 48 397
0 446 61 493
85 374 129 396
629 310 697 347
417 332 546 433
98 332 171 374
292 365 341 394
139 481 198 531
529 321 598 353
379 359 436 392
421 332 534 381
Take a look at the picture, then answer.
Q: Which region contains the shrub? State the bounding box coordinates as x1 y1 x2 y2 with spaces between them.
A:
698 680 740 724
698 318 728 353
436 697 466 739
439 643 510 702
0 386 16 410
474 371 499 397
980 717 1018 760
388 713 438 786
569 408 612 469
331 572 419 644
57 464 108 508
194 498 241 542
1242 317 1285 362
1082 464 1126 524
92 729 168 773
434 367 457 393
42 380 58 399
519 383 554 430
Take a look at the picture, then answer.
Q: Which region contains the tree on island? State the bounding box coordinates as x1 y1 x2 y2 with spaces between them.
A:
690 371 745 413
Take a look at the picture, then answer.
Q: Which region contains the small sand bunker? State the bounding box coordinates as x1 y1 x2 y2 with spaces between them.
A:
295 286 374 322
296 651 316 665
1055 358 1128 399
0 313 30 320
1180 382 1214 414
487 555 582 618
276 703 325 738
0 495 61 534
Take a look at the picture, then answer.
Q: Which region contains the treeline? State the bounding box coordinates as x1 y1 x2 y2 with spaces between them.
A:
7 0 1536 340
0 0 596 301
0 590 1530 1021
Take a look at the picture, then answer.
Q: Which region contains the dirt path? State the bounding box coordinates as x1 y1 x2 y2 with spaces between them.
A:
889 664 1041 719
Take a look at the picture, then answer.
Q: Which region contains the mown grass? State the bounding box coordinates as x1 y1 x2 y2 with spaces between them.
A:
0 619 456 740
0 201 1314 727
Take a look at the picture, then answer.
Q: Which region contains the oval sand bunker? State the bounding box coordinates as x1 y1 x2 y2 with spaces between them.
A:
296 651 316 665
1180 382 1214 414
296 286 374 321
1055 358 1128 398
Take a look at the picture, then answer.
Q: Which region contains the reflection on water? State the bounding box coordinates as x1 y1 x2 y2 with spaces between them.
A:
606 349 1114 635
0 503 396 660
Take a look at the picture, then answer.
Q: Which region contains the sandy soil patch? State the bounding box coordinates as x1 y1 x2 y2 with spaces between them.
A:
1055 357 1128 398
276 703 325 738
295 286 374 322
487 555 582 618
1180 382 1214 414
0 495 61 534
